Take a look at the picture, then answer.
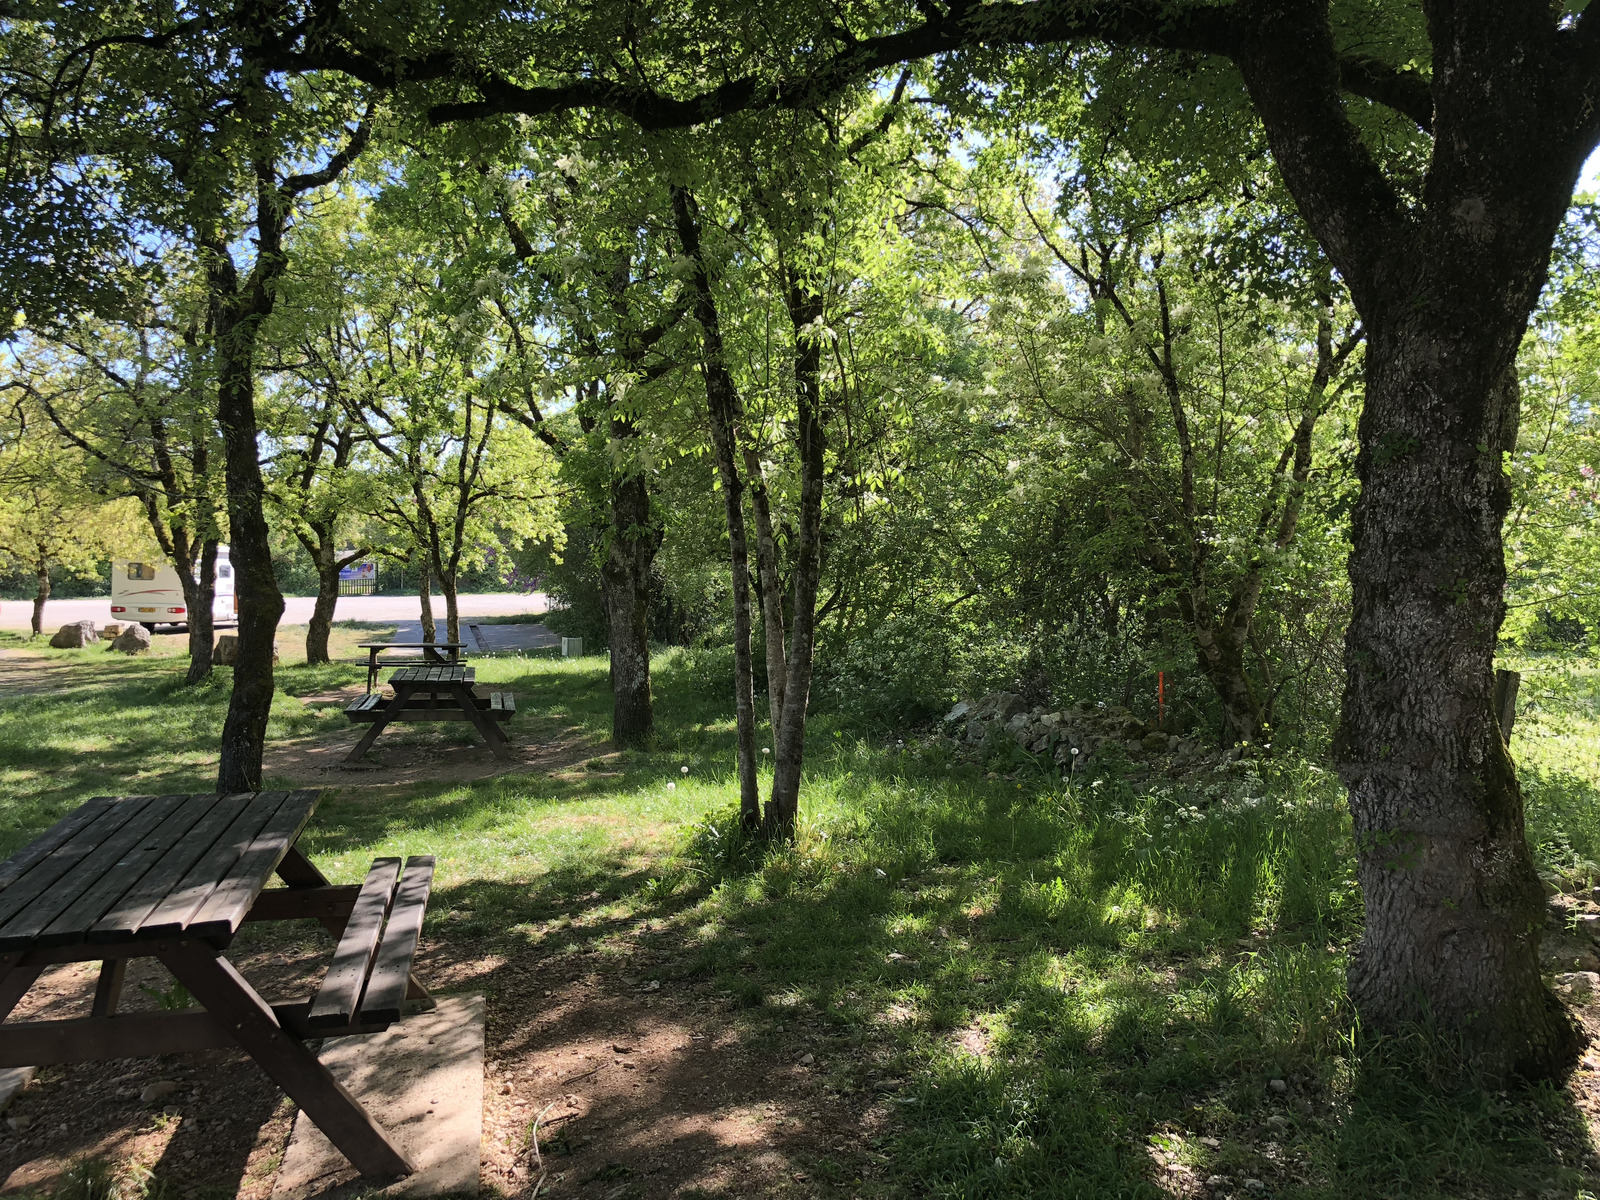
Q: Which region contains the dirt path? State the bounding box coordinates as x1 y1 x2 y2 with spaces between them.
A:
266 700 602 789
0 648 92 696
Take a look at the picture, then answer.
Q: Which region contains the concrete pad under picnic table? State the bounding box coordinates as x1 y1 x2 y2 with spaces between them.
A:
272 994 484 1199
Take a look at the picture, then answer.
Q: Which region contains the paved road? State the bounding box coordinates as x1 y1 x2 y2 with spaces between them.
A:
1 592 548 634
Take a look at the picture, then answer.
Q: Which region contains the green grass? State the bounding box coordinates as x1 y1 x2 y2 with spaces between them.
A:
1 631 1598 1197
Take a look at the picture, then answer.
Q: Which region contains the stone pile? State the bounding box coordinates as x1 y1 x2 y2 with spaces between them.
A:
1543 883 1600 975
943 692 1232 779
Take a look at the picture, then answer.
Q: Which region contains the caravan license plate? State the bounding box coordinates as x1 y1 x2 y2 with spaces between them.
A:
138 607 156 612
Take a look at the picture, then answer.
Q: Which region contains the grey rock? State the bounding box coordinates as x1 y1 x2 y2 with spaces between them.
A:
109 623 152 655
1267 1077 1287 1093
944 701 972 724
49 621 98 649
1542 934 1600 973
102 622 126 638
213 634 279 666
1553 970 1600 999
140 1080 178 1104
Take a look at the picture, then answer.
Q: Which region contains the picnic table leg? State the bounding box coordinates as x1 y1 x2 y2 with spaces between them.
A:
0 961 43 1022
91 960 127 1017
450 682 514 762
345 681 415 763
160 945 414 1178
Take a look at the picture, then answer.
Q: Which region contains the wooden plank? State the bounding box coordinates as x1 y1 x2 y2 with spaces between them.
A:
88 794 253 944
245 885 360 924
132 792 289 941
308 859 401 1030
274 845 333 889
159 945 414 1177
0 1001 386 1067
37 793 221 948
0 795 189 952
0 796 159 931
0 796 118 892
185 790 321 944
357 856 434 1027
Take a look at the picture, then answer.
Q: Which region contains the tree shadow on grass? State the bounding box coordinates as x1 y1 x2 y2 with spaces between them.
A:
582 774 1600 1199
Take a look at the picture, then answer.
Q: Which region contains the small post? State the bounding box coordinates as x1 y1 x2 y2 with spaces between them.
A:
1493 668 1521 743
1157 671 1165 730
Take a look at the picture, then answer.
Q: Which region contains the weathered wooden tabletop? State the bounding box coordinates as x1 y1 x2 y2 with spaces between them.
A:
0 790 320 955
387 664 468 686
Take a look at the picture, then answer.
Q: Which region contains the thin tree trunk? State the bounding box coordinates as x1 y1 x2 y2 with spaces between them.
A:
182 539 217 686
214 324 285 794
765 282 826 838
440 567 461 650
30 561 47 638
306 536 340 665
418 554 437 646
602 439 660 748
743 447 787 734
672 186 761 829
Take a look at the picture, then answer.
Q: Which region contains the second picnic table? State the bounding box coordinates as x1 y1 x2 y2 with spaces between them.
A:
344 664 515 763
355 641 467 695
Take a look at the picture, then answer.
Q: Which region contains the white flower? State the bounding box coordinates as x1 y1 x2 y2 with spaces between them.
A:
680 766 689 775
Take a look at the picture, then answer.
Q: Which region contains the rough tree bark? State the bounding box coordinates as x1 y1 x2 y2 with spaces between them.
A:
743 446 788 733
417 553 437 646
301 531 365 665
212 289 285 794
29 561 47 638
180 539 218 687
1227 0 1593 1077
673 185 762 829
604 415 662 748
764 279 826 838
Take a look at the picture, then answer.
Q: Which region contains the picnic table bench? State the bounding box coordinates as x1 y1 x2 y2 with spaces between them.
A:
343 664 515 763
0 789 436 1178
356 641 467 695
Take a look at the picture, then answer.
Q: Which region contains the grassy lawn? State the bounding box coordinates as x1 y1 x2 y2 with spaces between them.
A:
0 630 1598 1197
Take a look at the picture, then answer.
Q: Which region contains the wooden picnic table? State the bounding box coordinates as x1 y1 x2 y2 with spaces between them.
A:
0 789 436 1178
344 664 515 764
356 641 467 695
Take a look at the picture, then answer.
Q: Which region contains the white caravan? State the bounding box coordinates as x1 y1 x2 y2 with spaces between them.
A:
110 549 237 631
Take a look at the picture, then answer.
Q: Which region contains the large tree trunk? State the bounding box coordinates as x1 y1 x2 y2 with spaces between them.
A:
30 561 47 638
602 440 660 748
672 186 761 829
1227 0 1592 1080
764 284 826 838
215 328 285 794
181 539 217 687
1338 333 1576 1077
305 536 341 666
